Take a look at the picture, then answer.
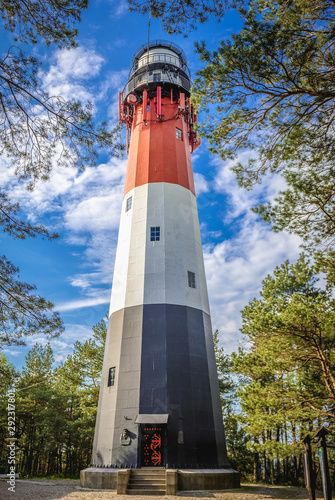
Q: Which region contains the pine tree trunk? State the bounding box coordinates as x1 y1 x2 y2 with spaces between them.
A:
254 452 260 481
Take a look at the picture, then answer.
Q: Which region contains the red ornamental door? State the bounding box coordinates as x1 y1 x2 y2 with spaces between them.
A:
141 425 165 467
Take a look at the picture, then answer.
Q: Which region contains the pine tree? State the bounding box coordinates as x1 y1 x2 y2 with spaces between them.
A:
53 317 106 473
231 254 335 484
213 331 254 477
192 1 335 262
128 0 241 35
0 0 122 344
2 317 107 476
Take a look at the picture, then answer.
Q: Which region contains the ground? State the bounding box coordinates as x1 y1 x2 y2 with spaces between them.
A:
0 479 326 500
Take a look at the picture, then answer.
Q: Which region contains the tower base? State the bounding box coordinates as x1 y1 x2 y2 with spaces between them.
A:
178 469 240 491
80 467 240 493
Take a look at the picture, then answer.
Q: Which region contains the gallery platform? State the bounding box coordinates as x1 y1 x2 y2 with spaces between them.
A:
80 467 240 494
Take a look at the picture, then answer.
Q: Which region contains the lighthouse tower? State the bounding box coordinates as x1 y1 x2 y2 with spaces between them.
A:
91 40 229 470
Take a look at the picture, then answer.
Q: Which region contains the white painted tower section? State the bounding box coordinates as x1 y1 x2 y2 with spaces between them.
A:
110 183 210 314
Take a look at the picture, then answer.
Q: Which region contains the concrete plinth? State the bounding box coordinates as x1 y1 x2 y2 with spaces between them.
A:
80 468 118 490
178 469 240 490
80 467 240 492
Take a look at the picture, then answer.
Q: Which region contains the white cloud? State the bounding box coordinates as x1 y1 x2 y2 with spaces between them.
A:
41 46 104 101
212 152 288 221
40 45 127 105
3 349 22 357
110 0 129 18
99 70 129 95
56 295 110 312
194 172 210 195
1 155 127 299
42 69 94 103
3 157 126 222
65 191 122 232
0 158 16 185
205 231 302 353
55 47 105 79
202 155 302 353
24 324 95 364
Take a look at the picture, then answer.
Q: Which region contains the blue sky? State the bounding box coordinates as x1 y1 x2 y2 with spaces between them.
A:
1 0 302 368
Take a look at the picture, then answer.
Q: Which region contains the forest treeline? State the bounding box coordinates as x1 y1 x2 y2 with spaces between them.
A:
216 255 335 489
0 319 106 477
1 256 334 487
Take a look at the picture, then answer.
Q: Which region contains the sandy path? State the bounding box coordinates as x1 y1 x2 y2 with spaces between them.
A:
0 479 325 500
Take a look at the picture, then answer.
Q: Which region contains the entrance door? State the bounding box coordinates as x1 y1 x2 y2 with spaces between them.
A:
140 424 165 467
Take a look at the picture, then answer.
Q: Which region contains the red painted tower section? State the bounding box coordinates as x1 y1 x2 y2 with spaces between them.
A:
123 96 197 196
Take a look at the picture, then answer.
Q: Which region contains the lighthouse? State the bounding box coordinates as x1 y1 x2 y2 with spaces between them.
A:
91 40 229 471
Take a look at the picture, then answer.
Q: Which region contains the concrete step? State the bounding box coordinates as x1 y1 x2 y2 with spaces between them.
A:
126 489 166 495
128 482 166 488
130 471 166 475
129 476 166 481
129 475 166 479
127 469 167 495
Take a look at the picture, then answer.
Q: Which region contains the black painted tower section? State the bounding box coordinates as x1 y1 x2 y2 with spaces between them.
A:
140 304 224 467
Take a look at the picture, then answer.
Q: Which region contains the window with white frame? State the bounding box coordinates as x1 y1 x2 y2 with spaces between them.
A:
126 196 132 212
176 127 183 141
150 226 161 242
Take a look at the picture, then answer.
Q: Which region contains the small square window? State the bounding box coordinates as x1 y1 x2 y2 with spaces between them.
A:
150 226 160 242
126 196 132 212
176 127 183 141
153 73 161 82
188 271 196 288
108 367 116 387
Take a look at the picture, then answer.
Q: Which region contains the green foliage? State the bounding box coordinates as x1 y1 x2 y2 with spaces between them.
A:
128 0 241 35
228 255 335 483
213 255 335 483
0 190 63 345
0 256 64 346
0 47 123 188
0 0 88 47
0 0 123 344
193 0 335 257
214 330 254 477
0 351 16 389
0 192 58 240
0 317 106 477
238 255 335 420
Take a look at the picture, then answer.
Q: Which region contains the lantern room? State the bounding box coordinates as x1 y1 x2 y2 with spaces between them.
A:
124 39 191 98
